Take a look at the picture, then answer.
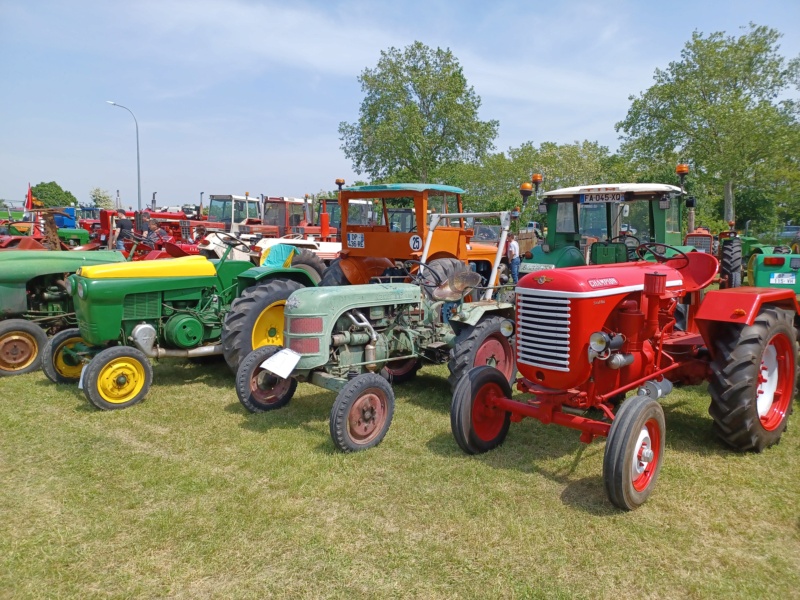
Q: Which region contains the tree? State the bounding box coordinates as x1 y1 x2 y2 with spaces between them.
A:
30 181 78 208
90 188 114 209
616 24 800 224
339 42 499 182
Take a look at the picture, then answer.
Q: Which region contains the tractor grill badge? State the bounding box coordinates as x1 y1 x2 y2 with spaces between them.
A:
536 276 553 285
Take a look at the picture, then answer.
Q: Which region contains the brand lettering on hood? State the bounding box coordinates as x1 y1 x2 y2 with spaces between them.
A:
587 277 619 288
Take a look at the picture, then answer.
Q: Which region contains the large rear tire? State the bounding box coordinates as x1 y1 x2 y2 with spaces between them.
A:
450 366 512 455
447 316 516 392
320 259 349 287
221 278 305 373
290 249 326 280
719 237 742 289
708 307 797 451
42 327 86 383
83 346 153 411
421 258 468 299
0 319 48 377
603 394 665 510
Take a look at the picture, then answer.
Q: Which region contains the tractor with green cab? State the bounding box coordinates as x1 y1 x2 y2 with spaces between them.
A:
234 211 517 453
0 249 126 376
44 235 325 410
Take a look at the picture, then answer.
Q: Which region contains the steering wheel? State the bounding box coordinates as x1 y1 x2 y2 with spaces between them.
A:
402 260 442 287
129 232 154 249
213 231 252 251
635 243 690 269
609 233 640 247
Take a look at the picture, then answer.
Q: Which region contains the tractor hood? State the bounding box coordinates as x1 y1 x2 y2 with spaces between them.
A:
0 250 124 284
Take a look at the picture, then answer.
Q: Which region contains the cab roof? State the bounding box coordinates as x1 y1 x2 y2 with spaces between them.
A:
344 183 464 194
543 183 681 198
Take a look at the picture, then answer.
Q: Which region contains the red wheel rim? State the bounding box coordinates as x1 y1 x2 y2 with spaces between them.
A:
473 334 513 380
631 418 661 492
472 382 506 442
756 332 794 431
347 389 387 445
386 358 416 377
251 368 292 405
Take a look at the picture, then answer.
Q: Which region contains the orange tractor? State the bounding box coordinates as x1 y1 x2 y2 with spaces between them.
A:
321 181 505 287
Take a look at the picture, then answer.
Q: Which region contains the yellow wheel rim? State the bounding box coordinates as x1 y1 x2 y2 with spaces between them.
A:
747 253 758 284
0 331 39 372
54 337 84 379
96 357 146 404
251 300 286 348
792 242 800 254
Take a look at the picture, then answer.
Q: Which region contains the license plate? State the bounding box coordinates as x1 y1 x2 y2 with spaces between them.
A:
260 348 301 379
581 193 623 203
347 233 365 248
519 262 555 273
769 273 796 285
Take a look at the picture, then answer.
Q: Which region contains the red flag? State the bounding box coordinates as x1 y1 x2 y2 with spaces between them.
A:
26 183 33 210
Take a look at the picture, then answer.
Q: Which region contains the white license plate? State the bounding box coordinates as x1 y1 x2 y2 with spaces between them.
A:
347 233 365 248
582 193 623 203
769 273 796 285
260 348 301 379
519 262 555 273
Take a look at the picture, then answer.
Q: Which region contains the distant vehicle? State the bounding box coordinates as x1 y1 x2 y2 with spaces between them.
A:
620 223 638 236
525 221 543 238
777 225 800 241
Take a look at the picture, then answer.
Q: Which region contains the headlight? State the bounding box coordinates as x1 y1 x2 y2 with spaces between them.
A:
589 331 610 353
65 278 73 295
77 281 86 299
500 319 515 337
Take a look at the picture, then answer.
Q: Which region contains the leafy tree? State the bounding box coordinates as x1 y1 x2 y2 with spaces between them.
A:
617 24 800 224
90 187 114 209
339 41 499 182
31 181 78 208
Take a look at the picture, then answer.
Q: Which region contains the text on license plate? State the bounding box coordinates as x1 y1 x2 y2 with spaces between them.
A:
770 273 796 285
347 233 365 248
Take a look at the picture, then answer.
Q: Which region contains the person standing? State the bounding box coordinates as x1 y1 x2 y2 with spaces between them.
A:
114 209 133 250
507 232 520 284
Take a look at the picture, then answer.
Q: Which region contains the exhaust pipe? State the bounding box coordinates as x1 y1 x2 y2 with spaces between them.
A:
130 323 222 358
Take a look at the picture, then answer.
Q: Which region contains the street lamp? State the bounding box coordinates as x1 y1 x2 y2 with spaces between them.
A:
106 100 141 212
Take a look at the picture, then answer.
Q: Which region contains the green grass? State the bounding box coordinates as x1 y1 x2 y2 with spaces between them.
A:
1 360 798 599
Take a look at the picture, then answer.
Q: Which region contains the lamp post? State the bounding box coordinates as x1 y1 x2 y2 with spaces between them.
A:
106 101 141 212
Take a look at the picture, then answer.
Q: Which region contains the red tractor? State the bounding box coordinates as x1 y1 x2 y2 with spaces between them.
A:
451 243 798 510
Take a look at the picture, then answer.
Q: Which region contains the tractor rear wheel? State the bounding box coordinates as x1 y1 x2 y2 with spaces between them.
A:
320 259 349 286
603 394 665 510
0 319 48 377
384 357 421 383
290 249 326 280
236 345 297 413
42 327 86 383
450 366 512 455
447 316 516 392
708 307 797 451
329 373 394 452
719 237 742 289
83 346 153 410
222 278 305 373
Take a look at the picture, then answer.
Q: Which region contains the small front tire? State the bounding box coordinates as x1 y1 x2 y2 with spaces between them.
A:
83 346 153 410
0 319 48 377
236 345 298 413
42 327 86 383
451 366 512 455
329 374 395 452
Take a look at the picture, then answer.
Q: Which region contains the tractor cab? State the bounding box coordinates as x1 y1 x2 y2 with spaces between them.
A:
520 181 694 276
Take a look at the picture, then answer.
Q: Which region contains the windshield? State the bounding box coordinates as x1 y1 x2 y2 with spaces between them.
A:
208 198 259 224
579 204 607 239
555 202 577 233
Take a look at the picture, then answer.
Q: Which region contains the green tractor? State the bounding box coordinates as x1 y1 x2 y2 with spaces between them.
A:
45 235 325 410
519 181 705 275
235 211 517 452
0 250 126 376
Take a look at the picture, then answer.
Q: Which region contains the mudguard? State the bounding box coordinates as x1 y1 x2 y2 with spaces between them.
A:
338 256 395 284
448 301 514 334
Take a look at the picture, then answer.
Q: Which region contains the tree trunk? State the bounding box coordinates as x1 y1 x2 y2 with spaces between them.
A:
724 180 735 224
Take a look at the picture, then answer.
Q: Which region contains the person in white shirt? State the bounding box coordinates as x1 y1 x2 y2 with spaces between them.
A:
507 232 520 284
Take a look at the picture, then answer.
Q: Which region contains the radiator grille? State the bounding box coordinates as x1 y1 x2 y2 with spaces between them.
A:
516 292 571 372
685 234 713 254
289 317 324 334
123 292 161 319
290 337 320 354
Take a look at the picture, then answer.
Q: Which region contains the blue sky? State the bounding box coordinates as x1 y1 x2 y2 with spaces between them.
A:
1 0 798 209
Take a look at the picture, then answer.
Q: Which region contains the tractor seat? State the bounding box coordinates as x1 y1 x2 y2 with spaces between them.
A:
431 271 482 302
665 251 719 293
78 255 216 279
589 241 629 265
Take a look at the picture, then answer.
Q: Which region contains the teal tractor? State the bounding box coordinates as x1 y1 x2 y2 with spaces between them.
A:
0 250 125 376
44 236 325 410
235 211 517 453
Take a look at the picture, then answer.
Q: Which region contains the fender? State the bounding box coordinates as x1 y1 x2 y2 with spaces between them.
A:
237 266 318 294
695 288 799 339
448 300 514 334
338 256 395 285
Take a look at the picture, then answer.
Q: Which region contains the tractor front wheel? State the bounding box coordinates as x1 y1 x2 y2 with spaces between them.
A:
42 328 86 383
83 346 153 410
329 373 394 452
447 316 515 392
222 278 305 373
708 307 797 451
0 319 48 377
236 345 297 413
450 366 512 455
603 394 665 510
